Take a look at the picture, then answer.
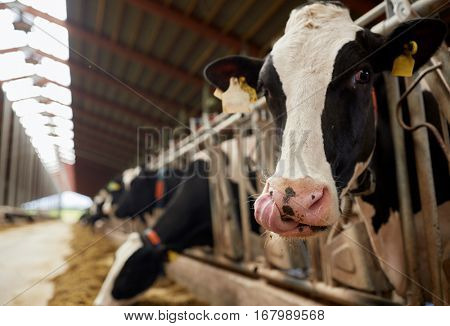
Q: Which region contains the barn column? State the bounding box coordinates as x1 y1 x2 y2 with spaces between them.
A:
0 94 12 204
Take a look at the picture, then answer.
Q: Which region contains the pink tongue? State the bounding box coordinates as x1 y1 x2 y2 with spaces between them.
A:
254 193 298 233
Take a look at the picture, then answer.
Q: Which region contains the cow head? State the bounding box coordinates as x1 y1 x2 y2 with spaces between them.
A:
94 232 164 305
102 176 125 216
204 2 446 238
115 167 158 218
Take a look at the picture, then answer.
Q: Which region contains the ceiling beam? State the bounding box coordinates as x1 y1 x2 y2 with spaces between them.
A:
126 0 260 54
111 0 126 42
74 134 133 160
74 117 135 142
71 86 168 126
0 3 204 88
74 124 136 152
68 60 195 115
73 112 136 142
242 1 284 41
75 140 133 165
94 0 107 33
72 106 137 135
74 147 129 171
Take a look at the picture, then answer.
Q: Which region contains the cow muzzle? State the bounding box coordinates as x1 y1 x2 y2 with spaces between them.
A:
254 176 336 237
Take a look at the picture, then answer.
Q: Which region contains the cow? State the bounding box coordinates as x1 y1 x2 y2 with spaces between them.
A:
80 172 128 226
204 1 448 238
114 166 184 222
204 1 449 300
94 159 213 305
94 136 262 305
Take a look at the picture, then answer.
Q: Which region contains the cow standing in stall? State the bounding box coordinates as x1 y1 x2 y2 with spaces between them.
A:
94 136 261 305
114 166 184 222
204 1 448 300
94 160 213 305
80 168 135 226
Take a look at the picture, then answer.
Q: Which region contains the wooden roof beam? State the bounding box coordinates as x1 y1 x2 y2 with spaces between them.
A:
74 146 130 171
74 106 138 137
126 0 260 55
71 86 168 126
74 122 136 150
74 134 134 160
68 61 195 115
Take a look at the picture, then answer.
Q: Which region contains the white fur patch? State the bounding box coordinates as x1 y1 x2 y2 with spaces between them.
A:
94 233 143 305
269 3 362 212
102 193 113 216
122 167 141 191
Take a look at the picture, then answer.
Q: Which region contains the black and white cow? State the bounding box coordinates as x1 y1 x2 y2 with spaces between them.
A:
114 166 184 221
95 143 262 305
94 159 213 305
80 172 127 226
204 1 448 238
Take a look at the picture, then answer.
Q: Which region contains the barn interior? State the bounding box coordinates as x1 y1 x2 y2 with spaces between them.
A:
0 0 449 307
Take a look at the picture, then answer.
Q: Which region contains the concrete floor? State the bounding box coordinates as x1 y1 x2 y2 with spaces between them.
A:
0 221 72 305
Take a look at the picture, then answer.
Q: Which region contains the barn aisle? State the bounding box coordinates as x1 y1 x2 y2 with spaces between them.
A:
0 221 72 306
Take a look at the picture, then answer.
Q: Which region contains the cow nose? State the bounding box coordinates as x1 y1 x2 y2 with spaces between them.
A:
254 177 332 236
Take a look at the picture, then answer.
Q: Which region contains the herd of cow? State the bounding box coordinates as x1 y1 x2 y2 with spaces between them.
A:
80 2 449 305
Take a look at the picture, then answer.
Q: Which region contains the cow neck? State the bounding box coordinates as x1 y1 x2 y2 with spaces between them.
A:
346 88 378 197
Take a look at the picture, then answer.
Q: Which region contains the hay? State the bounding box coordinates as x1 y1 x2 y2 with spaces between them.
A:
49 224 206 306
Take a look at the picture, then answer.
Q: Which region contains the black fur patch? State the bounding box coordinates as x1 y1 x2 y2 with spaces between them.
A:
258 55 287 144
111 242 164 300
321 31 377 194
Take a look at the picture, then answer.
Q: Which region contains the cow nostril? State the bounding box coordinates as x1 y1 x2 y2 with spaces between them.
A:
280 215 296 223
308 188 326 209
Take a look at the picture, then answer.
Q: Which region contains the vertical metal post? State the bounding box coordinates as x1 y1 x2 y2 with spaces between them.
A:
384 73 422 305
0 96 12 204
16 127 27 205
25 145 35 203
236 132 252 262
380 0 422 305
405 77 443 305
7 116 20 206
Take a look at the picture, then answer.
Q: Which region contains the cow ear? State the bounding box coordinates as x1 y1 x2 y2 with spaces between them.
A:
372 18 447 72
204 55 264 91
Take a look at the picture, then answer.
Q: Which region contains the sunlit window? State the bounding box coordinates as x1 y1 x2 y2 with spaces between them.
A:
0 0 74 170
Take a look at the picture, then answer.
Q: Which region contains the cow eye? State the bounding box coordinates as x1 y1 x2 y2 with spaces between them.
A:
354 69 370 84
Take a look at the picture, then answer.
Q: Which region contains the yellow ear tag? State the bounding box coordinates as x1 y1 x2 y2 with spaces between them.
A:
391 41 418 77
220 77 257 113
167 250 178 262
107 181 121 192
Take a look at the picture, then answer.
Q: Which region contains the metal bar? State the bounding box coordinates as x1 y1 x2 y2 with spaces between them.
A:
155 98 266 168
258 267 400 306
0 95 12 204
7 116 20 206
355 2 386 26
16 127 27 205
372 0 449 35
384 72 422 305
236 133 252 262
405 76 444 304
